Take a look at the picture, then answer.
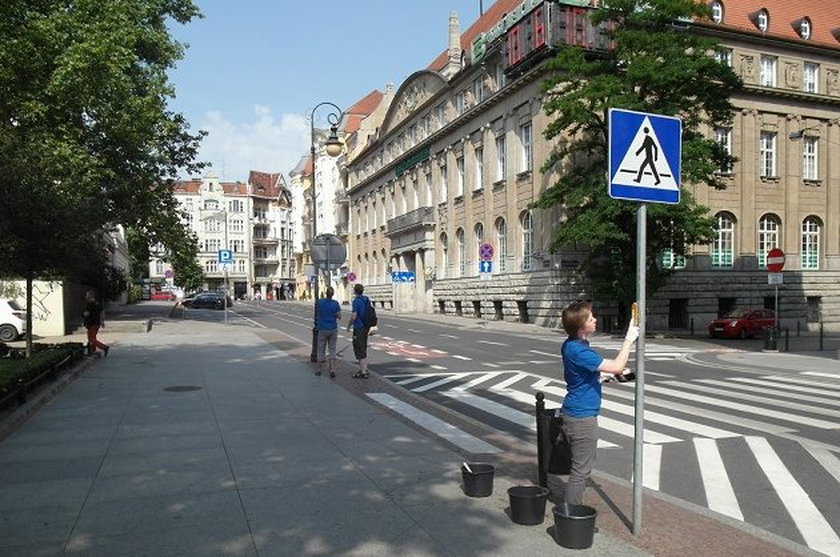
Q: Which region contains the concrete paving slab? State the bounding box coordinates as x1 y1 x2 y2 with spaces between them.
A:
0 504 79 546
97 445 231 478
84 467 236 504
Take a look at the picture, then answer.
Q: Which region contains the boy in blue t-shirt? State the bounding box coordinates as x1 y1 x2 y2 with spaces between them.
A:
559 300 639 505
346 283 370 378
315 287 341 377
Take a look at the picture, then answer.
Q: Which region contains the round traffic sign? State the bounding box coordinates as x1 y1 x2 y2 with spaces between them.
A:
346 271 357 283
766 248 785 272
479 243 494 261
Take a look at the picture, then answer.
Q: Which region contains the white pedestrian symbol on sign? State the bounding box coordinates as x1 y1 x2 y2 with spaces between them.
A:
612 116 678 192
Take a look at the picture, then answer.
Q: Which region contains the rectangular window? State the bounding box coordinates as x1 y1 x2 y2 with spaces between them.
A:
760 55 777 87
759 132 777 178
803 63 819 94
715 48 732 67
155 260 164 275
519 122 532 172
495 135 507 181
440 164 448 202
660 249 686 269
229 199 244 212
230 219 243 233
456 156 464 197
205 260 218 273
802 136 818 180
714 128 732 173
425 172 433 206
455 91 466 115
473 78 484 104
474 147 483 191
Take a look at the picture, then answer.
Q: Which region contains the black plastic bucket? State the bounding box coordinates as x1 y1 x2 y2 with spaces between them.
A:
461 463 495 497
553 504 597 549
508 485 550 525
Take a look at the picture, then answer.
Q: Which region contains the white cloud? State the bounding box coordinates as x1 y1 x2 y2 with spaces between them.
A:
191 106 309 183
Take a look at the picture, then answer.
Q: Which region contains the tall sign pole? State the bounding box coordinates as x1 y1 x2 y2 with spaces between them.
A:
609 108 682 535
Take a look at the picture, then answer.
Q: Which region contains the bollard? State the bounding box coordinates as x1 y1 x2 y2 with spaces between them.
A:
690 317 694 336
784 328 789 352
536 392 547 488
820 321 824 351
310 326 319 362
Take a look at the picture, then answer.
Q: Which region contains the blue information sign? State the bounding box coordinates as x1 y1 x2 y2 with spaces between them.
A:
218 249 233 263
608 109 681 204
479 261 492 274
391 271 415 283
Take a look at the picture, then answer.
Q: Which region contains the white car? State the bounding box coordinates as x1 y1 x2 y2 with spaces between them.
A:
0 298 26 342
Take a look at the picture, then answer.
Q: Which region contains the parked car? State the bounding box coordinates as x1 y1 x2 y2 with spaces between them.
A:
0 298 27 342
708 309 776 339
150 290 175 301
182 292 233 310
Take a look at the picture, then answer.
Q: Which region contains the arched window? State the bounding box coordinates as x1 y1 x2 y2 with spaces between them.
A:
756 9 769 33
801 216 821 269
474 222 484 275
364 254 370 283
439 233 448 279
381 249 387 282
798 17 812 40
496 217 507 272
456 228 466 277
521 211 533 271
710 1 724 23
711 212 735 267
372 252 379 283
758 214 780 267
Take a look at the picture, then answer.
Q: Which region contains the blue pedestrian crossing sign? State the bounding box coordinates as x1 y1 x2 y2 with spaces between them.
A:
608 108 681 204
479 260 492 274
218 249 233 263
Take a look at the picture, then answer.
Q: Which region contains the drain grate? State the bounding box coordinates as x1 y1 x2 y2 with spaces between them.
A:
163 386 202 392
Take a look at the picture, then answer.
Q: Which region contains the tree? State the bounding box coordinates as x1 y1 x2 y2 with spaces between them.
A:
0 0 205 354
533 0 742 322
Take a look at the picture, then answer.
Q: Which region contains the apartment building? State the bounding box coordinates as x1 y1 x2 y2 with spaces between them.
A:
343 0 840 330
150 172 295 300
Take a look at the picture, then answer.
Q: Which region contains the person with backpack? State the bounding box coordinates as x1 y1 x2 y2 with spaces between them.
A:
347 283 374 378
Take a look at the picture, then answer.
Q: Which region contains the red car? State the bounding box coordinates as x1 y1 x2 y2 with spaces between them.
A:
150 291 174 301
708 309 776 339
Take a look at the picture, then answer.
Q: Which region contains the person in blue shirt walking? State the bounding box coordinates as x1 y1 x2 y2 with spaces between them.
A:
346 283 370 378
560 300 639 506
315 286 341 378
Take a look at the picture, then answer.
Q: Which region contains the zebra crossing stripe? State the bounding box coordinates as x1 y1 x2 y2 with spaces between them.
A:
644 443 662 491
600 398 740 439
491 372 530 391
696 378 840 408
648 384 839 429
767 374 840 393
365 393 501 454
664 381 840 421
693 438 744 521
412 374 465 392
745 436 840 555
802 444 840 485
528 349 561 359
451 371 505 392
726 376 840 399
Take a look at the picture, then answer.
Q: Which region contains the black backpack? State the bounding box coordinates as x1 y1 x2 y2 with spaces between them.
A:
361 296 378 328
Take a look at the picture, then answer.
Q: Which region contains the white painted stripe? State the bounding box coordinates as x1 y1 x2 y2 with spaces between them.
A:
429 365 448 371
452 354 473 361
528 360 555 364
606 388 793 435
644 443 662 491
529 349 561 359
803 444 840 485
381 336 394 340
366 393 501 454
694 438 744 521
411 344 426 349
768 374 840 390
440 334 459 339
448 389 617 448
499 361 526 365
393 375 433 386
597 415 681 444
726 377 840 399
386 352 400 356
640 371 676 378
412 374 464 392
648 384 839 429
407 328 422 333
664 381 840 420
406 357 421 363
492 372 531 391
477 340 509 346
696 378 840 407
451 372 504 392
745 436 840 555
430 349 447 354
483 362 501 368
802 371 840 379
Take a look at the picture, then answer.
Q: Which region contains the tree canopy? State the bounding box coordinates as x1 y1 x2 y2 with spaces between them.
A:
533 0 742 319
0 0 205 351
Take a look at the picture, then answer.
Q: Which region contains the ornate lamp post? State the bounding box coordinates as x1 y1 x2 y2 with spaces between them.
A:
308 101 344 361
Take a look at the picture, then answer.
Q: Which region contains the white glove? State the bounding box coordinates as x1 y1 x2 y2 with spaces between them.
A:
625 325 640 343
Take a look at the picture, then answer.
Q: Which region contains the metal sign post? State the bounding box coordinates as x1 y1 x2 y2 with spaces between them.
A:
632 203 646 535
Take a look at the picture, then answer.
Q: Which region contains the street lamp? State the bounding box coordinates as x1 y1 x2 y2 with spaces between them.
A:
308 101 344 361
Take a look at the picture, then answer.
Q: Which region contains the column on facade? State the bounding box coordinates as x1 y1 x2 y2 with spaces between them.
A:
827 119 840 266
783 116 801 267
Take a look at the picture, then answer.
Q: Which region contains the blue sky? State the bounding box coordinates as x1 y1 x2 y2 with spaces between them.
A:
167 1 485 182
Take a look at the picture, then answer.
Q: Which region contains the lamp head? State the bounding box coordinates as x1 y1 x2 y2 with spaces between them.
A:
324 125 343 157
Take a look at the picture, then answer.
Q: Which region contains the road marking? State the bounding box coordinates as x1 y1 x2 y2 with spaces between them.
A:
528 360 555 365
411 343 426 349
407 328 422 333
431 349 447 354
663 381 840 421
643 443 662 491
477 340 509 346
696 378 840 408
366 393 501 454
482 362 501 368
803 444 840 485
694 438 744 520
746 436 840 556
452 355 472 361
406 357 421 363
451 371 504 392
649 384 839 429
728 376 840 399
491 372 531 391
430 365 448 371
440 334 459 339
412 374 465 392
529 349 561 359
803 371 840 379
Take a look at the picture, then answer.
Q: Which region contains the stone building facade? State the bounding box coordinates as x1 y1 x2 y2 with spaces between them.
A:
343 0 840 331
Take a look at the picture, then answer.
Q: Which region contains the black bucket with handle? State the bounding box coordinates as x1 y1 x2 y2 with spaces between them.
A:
461 462 494 497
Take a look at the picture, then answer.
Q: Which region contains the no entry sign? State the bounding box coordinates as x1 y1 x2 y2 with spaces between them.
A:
766 248 785 272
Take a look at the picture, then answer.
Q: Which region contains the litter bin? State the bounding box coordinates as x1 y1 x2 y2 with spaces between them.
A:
508 485 550 525
461 463 495 497
763 327 778 351
553 504 597 549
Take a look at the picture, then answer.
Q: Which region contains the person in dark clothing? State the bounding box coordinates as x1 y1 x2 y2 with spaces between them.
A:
315 286 341 377
347 283 370 378
83 290 109 357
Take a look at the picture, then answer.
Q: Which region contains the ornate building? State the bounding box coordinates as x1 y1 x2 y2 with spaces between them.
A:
343 0 840 330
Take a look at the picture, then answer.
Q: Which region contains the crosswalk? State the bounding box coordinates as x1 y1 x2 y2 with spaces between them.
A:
370 368 840 556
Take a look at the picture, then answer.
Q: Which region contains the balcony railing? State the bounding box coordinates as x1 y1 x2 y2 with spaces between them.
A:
385 206 435 236
252 237 279 246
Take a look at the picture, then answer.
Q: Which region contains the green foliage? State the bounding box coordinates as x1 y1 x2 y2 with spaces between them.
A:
534 0 742 319
0 343 85 395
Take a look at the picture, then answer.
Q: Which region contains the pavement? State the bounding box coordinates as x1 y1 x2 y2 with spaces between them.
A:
0 301 832 556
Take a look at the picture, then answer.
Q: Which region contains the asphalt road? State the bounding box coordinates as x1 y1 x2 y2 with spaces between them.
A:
186 300 840 557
